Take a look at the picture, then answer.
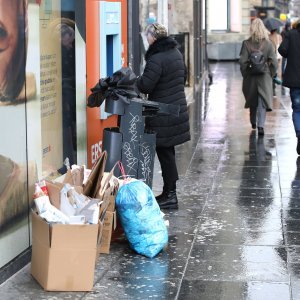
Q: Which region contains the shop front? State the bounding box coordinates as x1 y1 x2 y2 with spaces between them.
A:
0 0 128 283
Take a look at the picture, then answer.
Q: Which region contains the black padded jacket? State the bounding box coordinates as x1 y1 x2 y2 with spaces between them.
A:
278 28 300 88
137 36 190 147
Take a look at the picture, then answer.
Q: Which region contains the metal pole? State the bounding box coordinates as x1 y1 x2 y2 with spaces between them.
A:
199 0 203 78
157 0 168 29
193 0 200 85
205 0 212 84
128 0 141 76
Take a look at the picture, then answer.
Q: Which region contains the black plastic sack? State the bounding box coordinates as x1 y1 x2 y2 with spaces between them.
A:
87 67 138 108
87 78 109 107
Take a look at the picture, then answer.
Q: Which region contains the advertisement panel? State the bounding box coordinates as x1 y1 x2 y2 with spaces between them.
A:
0 0 128 274
0 0 31 268
0 0 77 271
39 1 63 175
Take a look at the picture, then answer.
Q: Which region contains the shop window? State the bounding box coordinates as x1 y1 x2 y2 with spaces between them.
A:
0 0 78 268
38 1 77 177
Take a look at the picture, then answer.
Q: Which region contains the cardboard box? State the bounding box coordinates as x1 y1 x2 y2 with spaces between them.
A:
98 188 112 220
97 171 118 211
106 193 116 212
98 210 117 254
31 211 102 291
97 173 118 254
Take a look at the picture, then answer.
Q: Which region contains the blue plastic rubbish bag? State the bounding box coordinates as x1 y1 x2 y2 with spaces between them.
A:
116 180 168 258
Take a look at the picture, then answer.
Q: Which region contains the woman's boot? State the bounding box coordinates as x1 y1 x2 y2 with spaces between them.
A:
156 182 178 209
155 186 167 202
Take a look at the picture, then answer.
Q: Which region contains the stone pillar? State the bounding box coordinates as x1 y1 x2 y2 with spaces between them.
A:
157 0 168 28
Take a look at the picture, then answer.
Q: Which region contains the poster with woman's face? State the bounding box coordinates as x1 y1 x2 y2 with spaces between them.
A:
0 0 82 271
0 0 71 269
0 0 31 268
0 0 27 102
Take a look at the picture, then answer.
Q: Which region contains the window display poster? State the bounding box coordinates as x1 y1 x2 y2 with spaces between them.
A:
0 0 64 270
39 1 63 176
0 0 32 268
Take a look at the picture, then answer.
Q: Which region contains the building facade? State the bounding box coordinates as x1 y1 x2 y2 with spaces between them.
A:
0 0 208 283
0 0 128 283
1 0 293 284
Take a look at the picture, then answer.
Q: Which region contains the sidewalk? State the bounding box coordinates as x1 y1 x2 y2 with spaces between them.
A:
1 61 300 299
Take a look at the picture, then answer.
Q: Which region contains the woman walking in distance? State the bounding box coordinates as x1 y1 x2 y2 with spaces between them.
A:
137 23 190 209
239 18 278 136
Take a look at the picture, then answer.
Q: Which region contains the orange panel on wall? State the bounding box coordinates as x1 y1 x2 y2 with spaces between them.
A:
86 0 127 168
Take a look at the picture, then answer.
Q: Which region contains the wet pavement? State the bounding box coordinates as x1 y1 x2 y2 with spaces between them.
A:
1 61 300 299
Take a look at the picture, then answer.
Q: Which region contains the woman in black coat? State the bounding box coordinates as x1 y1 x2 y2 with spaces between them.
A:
278 19 300 154
137 23 190 209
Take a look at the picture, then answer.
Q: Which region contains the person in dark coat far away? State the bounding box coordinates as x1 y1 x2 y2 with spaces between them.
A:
239 18 278 136
137 22 190 210
280 19 291 80
278 18 300 155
